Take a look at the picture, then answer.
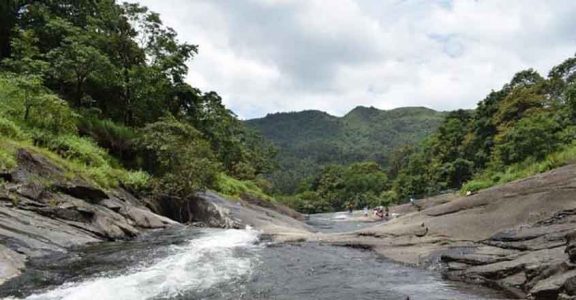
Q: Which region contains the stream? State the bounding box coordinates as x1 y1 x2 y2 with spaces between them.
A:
0 212 507 300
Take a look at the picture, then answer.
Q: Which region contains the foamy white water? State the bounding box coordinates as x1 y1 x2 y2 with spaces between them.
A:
20 228 259 300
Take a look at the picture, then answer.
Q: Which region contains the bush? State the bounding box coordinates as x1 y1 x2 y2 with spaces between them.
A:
33 133 110 168
461 178 494 193
140 117 220 197
461 143 576 193
77 115 137 157
120 170 150 191
0 147 16 170
0 74 77 134
215 173 271 201
0 117 26 140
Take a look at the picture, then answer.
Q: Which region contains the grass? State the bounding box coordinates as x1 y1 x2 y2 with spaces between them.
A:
215 173 273 201
0 134 149 190
461 143 576 193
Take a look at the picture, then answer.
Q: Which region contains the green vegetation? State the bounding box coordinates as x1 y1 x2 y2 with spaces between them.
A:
0 1 274 200
247 106 445 194
273 58 576 213
215 174 272 201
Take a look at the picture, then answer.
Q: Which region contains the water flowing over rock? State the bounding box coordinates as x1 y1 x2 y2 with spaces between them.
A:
0 149 177 285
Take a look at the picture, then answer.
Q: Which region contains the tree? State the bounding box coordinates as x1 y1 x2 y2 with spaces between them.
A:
48 39 114 106
0 73 76 134
139 117 220 198
493 113 562 165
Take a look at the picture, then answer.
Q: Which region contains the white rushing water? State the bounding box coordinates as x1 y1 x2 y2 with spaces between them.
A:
18 228 260 300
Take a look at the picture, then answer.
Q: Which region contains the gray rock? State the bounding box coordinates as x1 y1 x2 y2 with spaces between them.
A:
566 231 576 263
0 244 25 286
529 270 576 299
53 183 108 204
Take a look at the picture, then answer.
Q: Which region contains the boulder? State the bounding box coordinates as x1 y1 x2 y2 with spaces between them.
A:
53 183 108 204
10 149 65 184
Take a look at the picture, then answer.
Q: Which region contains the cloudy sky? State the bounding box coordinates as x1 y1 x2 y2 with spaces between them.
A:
134 0 576 119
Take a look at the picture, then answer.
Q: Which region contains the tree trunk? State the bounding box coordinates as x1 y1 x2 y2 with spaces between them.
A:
123 65 133 125
75 76 84 107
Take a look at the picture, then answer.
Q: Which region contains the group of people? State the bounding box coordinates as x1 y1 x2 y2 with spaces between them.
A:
362 206 389 219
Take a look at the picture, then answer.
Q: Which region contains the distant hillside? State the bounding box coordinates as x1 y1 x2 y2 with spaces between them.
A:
246 106 446 194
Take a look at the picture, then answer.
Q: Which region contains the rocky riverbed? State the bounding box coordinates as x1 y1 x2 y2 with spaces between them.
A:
2 147 576 299
313 164 576 299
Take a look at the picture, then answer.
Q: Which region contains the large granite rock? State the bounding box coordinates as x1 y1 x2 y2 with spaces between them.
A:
318 164 576 299
0 149 179 285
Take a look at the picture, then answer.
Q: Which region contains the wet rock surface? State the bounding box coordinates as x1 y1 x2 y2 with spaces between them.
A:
0 149 177 285
316 164 576 299
0 149 311 287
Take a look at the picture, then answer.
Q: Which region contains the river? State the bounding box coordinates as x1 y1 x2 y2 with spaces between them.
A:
0 211 507 300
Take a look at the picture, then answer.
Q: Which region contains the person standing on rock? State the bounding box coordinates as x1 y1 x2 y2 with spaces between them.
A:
347 202 353 214
410 197 421 211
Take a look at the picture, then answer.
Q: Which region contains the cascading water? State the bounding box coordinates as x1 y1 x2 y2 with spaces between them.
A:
8 229 260 300
1 215 508 300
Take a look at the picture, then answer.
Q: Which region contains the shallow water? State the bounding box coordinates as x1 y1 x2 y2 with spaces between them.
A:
305 211 382 233
0 213 507 300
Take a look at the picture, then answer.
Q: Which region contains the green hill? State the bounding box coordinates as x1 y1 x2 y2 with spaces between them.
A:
246 106 446 194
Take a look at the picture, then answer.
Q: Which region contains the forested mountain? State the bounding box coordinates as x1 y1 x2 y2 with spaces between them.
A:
246 106 446 194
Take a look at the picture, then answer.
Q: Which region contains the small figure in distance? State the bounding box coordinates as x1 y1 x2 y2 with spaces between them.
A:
376 206 384 219
363 206 368 217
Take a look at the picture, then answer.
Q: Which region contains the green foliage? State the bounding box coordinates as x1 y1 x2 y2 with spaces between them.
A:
140 117 220 197
0 146 16 170
0 117 26 140
463 143 576 193
76 114 138 165
386 60 576 200
277 191 329 214
493 113 563 165
277 161 390 213
215 173 272 201
0 1 275 203
34 133 110 167
247 107 445 194
0 73 77 134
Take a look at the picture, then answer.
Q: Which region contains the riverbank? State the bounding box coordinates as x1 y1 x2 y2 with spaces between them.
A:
2 147 576 299
0 148 313 286
312 164 576 299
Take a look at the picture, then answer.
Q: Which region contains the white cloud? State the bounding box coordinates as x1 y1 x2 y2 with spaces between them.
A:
134 0 576 119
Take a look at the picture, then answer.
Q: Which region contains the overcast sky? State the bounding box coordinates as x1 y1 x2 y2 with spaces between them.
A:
134 0 576 119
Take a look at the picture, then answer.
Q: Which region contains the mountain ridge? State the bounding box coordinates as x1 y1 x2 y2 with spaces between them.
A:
245 105 447 194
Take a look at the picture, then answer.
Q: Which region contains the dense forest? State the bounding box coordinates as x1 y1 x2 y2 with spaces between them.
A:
0 0 275 201
273 59 576 213
246 106 445 194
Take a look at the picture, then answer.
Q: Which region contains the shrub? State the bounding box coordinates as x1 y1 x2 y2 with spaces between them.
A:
215 173 271 201
0 147 16 170
0 74 77 134
77 115 137 158
0 117 26 140
461 143 576 193
34 133 110 167
461 179 494 193
140 117 220 197
120 170 150 191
